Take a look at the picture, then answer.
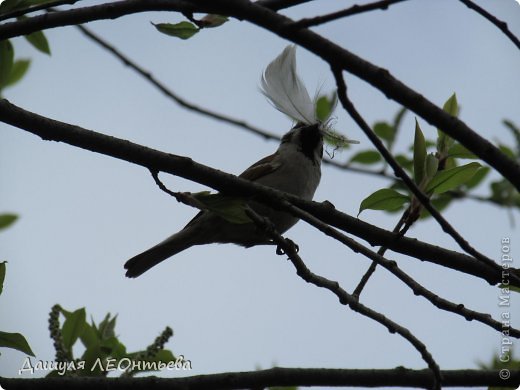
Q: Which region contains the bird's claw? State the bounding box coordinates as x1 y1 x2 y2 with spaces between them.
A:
276 238 299 255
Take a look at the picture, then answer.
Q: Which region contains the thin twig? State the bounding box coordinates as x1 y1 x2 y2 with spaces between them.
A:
292 0 408 29
280 200 520 338
75 24 279 141
352 209 409 297
458 0 520 51
1 98 515 287
244 207 441 390
331 67 518 284
147 167 517 338
76 23 386 175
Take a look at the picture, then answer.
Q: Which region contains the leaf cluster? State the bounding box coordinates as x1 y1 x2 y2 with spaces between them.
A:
357 94 519 219
46 305 177 377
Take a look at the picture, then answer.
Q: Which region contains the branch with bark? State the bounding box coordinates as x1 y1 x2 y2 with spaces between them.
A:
0 98 516 291
0 0 518 190
1 368 519 389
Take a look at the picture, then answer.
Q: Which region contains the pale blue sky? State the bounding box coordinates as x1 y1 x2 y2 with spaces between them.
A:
1 0 519 387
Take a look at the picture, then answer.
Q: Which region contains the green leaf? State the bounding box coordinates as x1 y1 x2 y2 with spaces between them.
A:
413 119 427 185
425 162 481 194
348 150 381 165
152 21 199 40
315 93 337 122
0 261 6 296
358 188 410 216
0 40 14 90
425 153 439 181
62 308 86 352
373 122 395 144
464 166 490 189
98 313 117 340
0 213 18 231
448 143 478 159
442 93 458 116
193 192 251 224
199 14 229 28
437 93 458 154
5 59 30 87
0 331 35 356
498 144 515 159
499 283 520 294
25 30 51 55
79 322 99 350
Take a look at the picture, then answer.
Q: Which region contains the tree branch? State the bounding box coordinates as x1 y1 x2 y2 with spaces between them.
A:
244 209 440 390
0 98 517 289
458 0 520 51
0 0 82 23
0 0 518 189
2 368 519 389
292 0 408 29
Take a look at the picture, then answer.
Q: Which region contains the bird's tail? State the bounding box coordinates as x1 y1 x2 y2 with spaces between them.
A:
124 229 195 278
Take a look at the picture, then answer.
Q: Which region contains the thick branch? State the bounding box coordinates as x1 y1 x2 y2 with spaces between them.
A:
0 99 516 288
1 368 519 389
0 0 518 189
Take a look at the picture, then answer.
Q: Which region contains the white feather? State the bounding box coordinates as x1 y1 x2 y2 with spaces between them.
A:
260 45 316 125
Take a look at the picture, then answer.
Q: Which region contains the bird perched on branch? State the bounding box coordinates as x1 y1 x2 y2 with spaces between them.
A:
124 45 357 278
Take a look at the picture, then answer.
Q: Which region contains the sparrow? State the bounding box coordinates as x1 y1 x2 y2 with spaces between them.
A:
124 45 357 278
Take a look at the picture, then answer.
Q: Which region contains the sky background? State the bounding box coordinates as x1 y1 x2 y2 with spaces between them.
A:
1 0 520 387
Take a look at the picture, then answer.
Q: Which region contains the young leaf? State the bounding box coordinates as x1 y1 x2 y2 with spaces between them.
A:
193 192 251 224
98 313 117 339
0 40 14 89
199 14 229 28
152 22 199 40
442 93 458 116
358 188 410 216
24 30 51 55
373 122 395 144
0 213 18 230
348 150 381 165
425 153 439 181
448 143 478 159
0 261 6 296
437 93 457 154
79 322 99 350
315 93 337 122
61 308 86 351
5 59 30 87
413 119 427 185
0 331 35 356
425 162 481 194
464 166 490 189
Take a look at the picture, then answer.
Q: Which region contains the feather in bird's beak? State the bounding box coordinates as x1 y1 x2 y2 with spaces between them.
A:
260 45 359 147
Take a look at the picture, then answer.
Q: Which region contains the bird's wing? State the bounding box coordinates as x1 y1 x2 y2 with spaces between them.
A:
239 152 282 181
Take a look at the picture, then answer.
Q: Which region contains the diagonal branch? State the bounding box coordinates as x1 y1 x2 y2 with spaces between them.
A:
244 208 441 390
277 200 520 338
0 98 517 288
75 24 279 141
458 0 520 51
292 0 408 29
0 0 517 189
332 67 507 279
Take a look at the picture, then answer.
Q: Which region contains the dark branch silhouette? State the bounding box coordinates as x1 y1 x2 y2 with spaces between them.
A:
292 0 409 29
1 98 516 290
458 0 520 51
244 208 441 390
2 367 519 389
